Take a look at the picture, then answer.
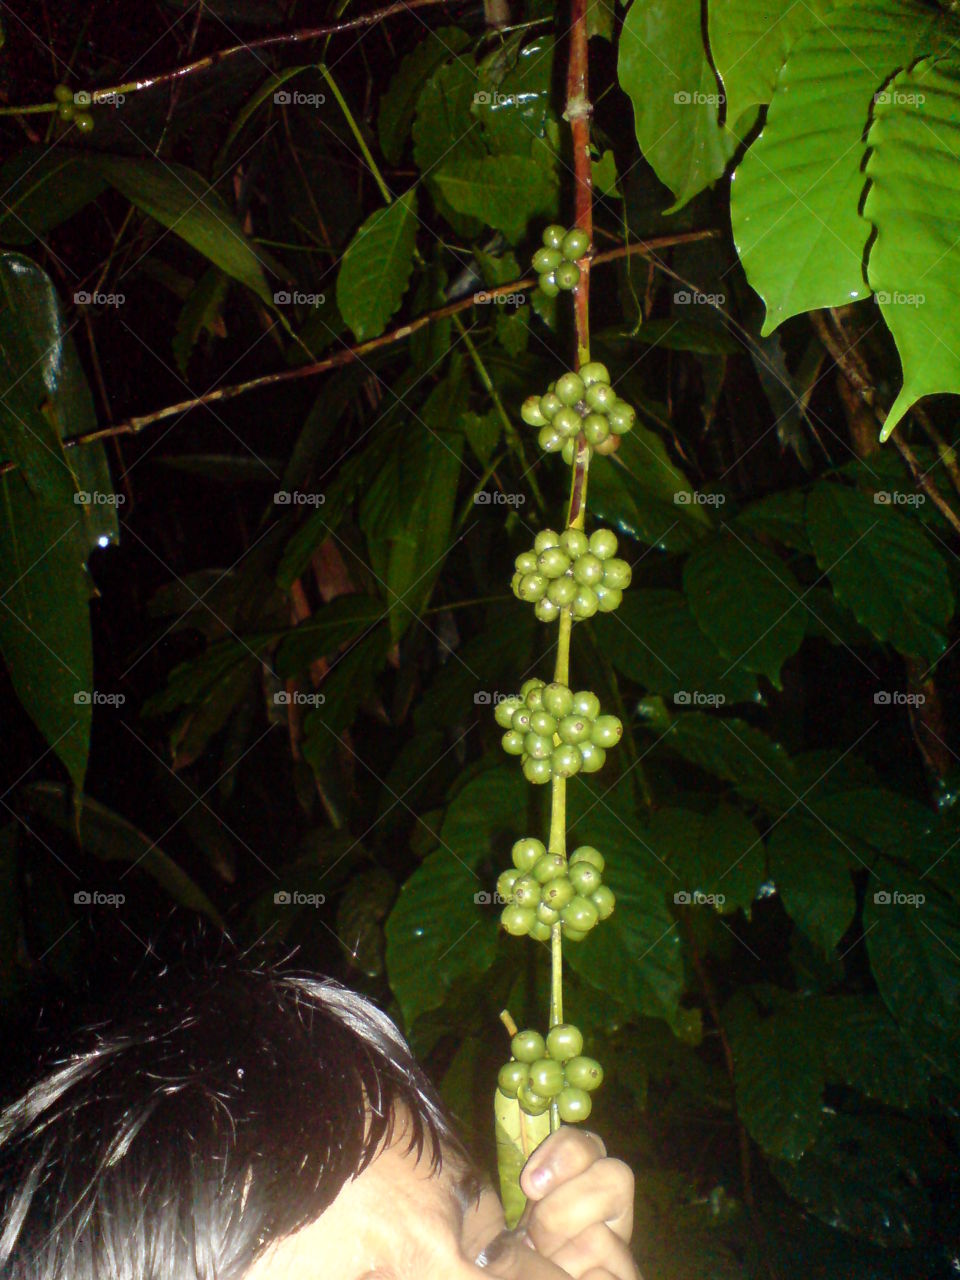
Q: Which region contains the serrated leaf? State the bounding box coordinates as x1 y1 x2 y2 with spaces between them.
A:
378 28 471 165
433 154 556 243
644 805 765 912
730 0 949 334
683 531 806 688
768 817 856 952
336 190 419 341
617 0 738 211
805 481 953 661
864 56 960 439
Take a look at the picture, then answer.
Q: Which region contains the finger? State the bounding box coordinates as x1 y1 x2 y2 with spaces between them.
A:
520 1127 607 1202
525 1157 634 1253
548 1224 640 1280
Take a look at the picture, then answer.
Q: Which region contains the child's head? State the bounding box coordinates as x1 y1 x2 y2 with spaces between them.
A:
0 955 474 1280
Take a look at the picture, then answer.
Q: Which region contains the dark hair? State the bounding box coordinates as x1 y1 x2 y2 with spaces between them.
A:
0 952 469 1279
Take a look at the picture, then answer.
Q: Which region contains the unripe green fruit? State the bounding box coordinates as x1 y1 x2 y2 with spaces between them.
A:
523 755 553 785
528 919 553 942
518 572 548 602
594 583 623 613
538 426 563 453
510 571 523 597
58 102 76 121
74 112 94 133
495 696 522 728
515 550 538 574
558 714 590 745
536 900 560 925
546 1023 583 1061
559 528 589 558
608 400 636 433
561 924 588 941
518 1083 551 1115
585 382 617 412
543 683 574 717
591 715 623 748
511 707 532 732
539 392 563 419
571 846 605 873
54 84 74 103
579 361 611 386
591 885 616 920
499 1060 529 1096
564 1056 604 1091
555 371 586 405
533 852 566 883
538 547 571 578
555 260 580 290
497 868 521 900
538 272 560 297
541 875 574 910
534 531 560 555
522 395 548 427
569 862 602 895
513 837 546 871
547 576 577 607
582 413 610 446
530 1058 565 1097
513 875 541 907
571 585 599 619
542 224 567 250
562 895 599 931
524 731 553 760
523 679 546 704
534 596 561 624
532 247 562 274
552 743 582 777
573 553 603 586
561 438 577 465
502 729 525 755
602 558 632 589
561 227 590 259
572 690 601 719
589 528 618 559
501 904 536 935
529 710 557 737
553 407 582 439
512 1029 547 1062
594 434 620 457
557 1086 592 1122
578 741 606 773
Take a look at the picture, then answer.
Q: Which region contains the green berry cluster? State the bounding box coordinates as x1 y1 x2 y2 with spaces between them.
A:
495 678 622 784
532 224 590 296
498 1023 603 1122
521 363 636 463
54 84 94 132
511 526 631 622
497 839 615 942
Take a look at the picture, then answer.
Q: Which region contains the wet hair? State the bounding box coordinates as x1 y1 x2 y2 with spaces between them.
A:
0 952 471 1280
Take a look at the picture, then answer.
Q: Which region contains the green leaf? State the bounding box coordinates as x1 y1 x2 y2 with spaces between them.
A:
274 595 387 678
594 589 759 706
378 28 471 165
93 155 271 302
806 995 930 1109
460 409 502 467
644 804 766 913
385 767 524 1027
650 712 799 813
736 488 811 552
730 0 948 334
614 319 741 355
768 818 856 952
683 531 806 688
301 628 393 780
336 868 396 977
0 147 107 245
864 56 960 439
336 190 419 341
172 267 229 376
495 1088 551 1228
433 154 556 243
413 57 486 237
617 0 738 211
805 481 953 662
474 34 558 167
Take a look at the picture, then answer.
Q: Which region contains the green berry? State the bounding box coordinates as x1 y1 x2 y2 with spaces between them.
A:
561 925 589 941
559 528 589 558
533 852 567 883
58 102 76 121
594 583 623 613
538 272 560 297
594 433 620 456
538 425 564 454
542 224 567 250
518 572 548 602
585 382 617 412
536 900 560 925
557 1086 592 1122
497 868 521 900
558 714 590 745
538 547 571 579
569 862 602 895
579 361 611 386
555 260 580 290
582 413 610 446
547 576 577 607
539 392 563 420
572 690 601 719
523 756 553 785
602 558 632 589
561 227 590 259
528 919 553 942
515 550 538 574
589 528 618 559
573 553 603 586
541 875 574 910
555 372 586 405
518 1082 551 1115
511 707 532 732
529 710 557 737
522 677 545 702
495 696 522 728
578 741 606 773
502 729 525 755
591 715 622 748
564 1056 604 1091
546 1023 583 1061
572 585 599 619
561 439 577 465
534 596 561 623
591 885 616 920
524 732 553 761
571 846 605 873
608 400 636 434
553 407 582 439
501 904 536 935
532 246 562 274
513 875 541 907
562 895 599 931
552 743 582 777
522 395 548 427
534 530 560 555
512 1029 547 1062
74 112 94 133
498 1060 529 1096
54 84 74 103
530 1058 565 1097
537 686 568 720
513 838 546 871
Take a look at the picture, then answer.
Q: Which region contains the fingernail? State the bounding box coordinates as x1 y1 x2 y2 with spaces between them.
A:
527 1164 551 1193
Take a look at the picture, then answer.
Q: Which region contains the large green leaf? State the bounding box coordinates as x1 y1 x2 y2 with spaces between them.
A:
0 255 119 793
336 190 419 341
378 28 471 165
0 147 107 245
864 57 960 439
473 33 558 166
768 818 856 953
432 154 556 243
275 595 387 678
683 531 806 688
731 0 948 334
94 155 271 302
805 481 953 662
617 0 738 211
643 804 765 913
804 995 930 1109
